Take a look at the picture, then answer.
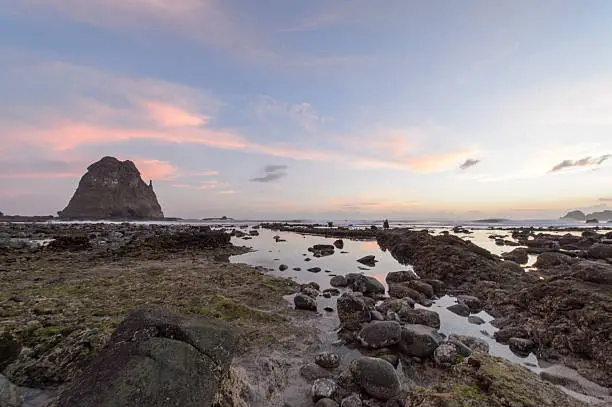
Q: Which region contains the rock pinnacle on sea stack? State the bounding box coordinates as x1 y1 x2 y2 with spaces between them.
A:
59 156 164 220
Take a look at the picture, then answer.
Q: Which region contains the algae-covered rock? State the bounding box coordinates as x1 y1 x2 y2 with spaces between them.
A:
58 307 237 407
406 353 591 406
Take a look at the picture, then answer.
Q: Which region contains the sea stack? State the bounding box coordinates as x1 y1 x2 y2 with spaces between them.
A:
59 156 164 220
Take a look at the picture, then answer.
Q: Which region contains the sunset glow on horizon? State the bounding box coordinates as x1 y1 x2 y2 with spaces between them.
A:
1 1 611 219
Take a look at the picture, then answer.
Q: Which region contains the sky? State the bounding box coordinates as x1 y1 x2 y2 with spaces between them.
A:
1 0 612 220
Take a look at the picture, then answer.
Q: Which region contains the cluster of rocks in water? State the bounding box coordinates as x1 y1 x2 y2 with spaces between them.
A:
287 227 612 405
377 228 612 389
293 281 589 406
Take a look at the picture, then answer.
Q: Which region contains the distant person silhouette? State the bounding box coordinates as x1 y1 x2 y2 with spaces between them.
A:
383 219 389 229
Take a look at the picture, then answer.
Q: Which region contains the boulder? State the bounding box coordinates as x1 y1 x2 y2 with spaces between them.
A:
387 283 425 304
456 295 482 312
497 260 524 274
357 322 402 349
340 394 362 407
588 243 612 260
509 337 535 355
348 357 400 401
385 270 418 284
407 280 435 298
312 378 337 402
468 315 486 325
323 288 341 296
309 245 335 257
502 248 529 264
330 275 348 287
447 303 470 317
300 363 335 381
0 332 21 371
315 352 341 369
434 343 460 367
337 293 371 331
333 239 344 249
346 274 385 297
294 293 317 311
279 264 288 271
301 287 320 298
448 334 489 354
398 324 441 358
571 260 612 284
534 252 577 269
59 157 164 220
58 307 236 407
357 255 377 267
316 398 339 407
376 298 415 315
397 308 440 329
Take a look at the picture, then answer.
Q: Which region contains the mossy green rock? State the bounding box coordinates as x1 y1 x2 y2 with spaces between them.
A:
58 307 238 407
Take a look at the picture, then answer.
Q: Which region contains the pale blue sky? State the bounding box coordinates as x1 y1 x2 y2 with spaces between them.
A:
1 0 611 219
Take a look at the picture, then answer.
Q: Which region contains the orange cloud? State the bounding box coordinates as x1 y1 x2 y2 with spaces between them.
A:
132 159 178 181
403 149 474 173
19 122 247 152
143 101 207 127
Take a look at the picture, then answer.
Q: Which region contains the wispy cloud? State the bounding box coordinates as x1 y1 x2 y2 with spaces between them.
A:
1 53 477 177
171 180 227 190
217 190 237 195
250 164 288 182
460 158 480 170
11 0 368 70
599 197 612 202
252 95 328 132
549 155 610 173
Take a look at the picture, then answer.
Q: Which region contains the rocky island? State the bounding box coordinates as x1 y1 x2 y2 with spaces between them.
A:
562 209 612 222
59 157 164 220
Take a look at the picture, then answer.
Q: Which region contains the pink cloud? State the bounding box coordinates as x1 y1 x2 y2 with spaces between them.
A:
15 121 247 152
132 159 179 181
143 101 207 127
402 149 474 173
217 190 237 194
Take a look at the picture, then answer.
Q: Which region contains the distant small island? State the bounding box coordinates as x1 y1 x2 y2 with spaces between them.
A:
472 218 508 223
201 216 233 221
561 209 612 222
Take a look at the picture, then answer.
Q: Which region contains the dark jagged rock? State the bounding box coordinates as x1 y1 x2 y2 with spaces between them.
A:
501 248 529 264
357 321 402 349
337 293 371 331
58 307 237 407
347 357 400 401
59 157 164 220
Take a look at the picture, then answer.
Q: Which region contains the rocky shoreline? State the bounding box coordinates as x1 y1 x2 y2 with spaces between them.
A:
2 223 611 406
378 229 612 389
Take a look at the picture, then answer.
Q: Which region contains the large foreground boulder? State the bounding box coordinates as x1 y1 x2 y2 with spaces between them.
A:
59 307 237 407
59 156 164 219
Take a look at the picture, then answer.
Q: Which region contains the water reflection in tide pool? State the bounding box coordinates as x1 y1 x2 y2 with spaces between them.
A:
230 228 410 290
229 227 541 368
